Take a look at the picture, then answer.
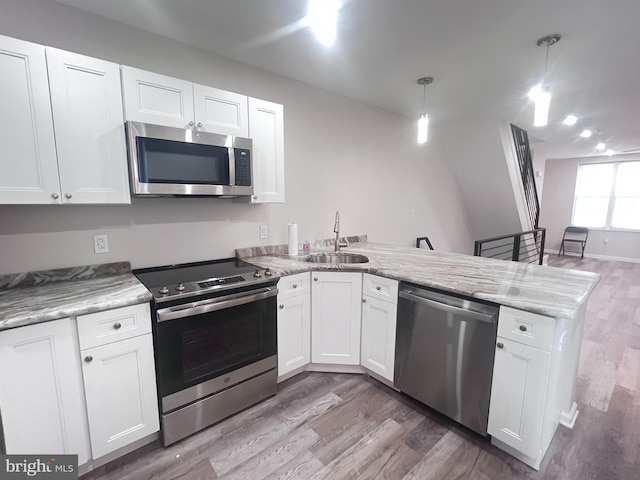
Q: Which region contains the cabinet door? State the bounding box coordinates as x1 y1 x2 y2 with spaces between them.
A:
0 318 91 465
488 337 551 459
311 272 362 365
194 84 248 137
0 35 60 204
121 65 194 129
47 48 130 204
81 334 159 459
277 293 311 377
361 295 397 381
248 97 285 203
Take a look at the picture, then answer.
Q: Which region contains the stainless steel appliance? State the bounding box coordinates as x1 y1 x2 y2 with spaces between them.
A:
126 121 253 197
395 284 499 436
133 259 277 446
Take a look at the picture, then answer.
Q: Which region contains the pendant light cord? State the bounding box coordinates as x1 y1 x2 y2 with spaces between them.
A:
542 43 550 87
421 83 426 115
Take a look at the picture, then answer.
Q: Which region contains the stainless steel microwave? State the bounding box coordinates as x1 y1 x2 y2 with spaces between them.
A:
126 121 253 197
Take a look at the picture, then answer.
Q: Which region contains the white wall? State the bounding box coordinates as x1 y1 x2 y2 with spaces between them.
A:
437 119 528 240
539 154 640 261
0 0 475 274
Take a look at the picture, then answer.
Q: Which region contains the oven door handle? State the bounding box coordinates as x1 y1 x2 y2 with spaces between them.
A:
157 287 278 322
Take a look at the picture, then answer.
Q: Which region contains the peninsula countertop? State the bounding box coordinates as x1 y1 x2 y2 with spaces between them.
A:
0 262 152 332
240 242 600 319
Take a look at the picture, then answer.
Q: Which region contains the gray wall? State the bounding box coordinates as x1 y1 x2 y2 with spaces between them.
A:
539 154 640 261
0 0 475 274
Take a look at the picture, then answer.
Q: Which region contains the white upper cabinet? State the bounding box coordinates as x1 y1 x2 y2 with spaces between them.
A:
121 66 194 129
47 48 130 204
194 84 249 137
0 35 60 204
248 97 285 203
121 66 249 137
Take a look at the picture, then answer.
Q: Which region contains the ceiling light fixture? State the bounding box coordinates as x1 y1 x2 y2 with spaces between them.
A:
595 142 606 151
563 115 578 126
605 149 615 156
580 129 592 138
530 34 561 128
417 77 433 144
306 0 341 46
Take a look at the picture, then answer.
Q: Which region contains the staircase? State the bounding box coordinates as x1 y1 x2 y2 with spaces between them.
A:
510 124 540 230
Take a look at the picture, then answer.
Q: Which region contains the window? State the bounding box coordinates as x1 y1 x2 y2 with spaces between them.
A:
573 161 640 230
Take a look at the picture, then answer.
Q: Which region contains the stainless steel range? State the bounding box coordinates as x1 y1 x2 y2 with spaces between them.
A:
133 258 278 446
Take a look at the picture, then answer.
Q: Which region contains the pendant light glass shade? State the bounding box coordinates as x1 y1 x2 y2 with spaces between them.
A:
533 89 551 127
418 114 429 143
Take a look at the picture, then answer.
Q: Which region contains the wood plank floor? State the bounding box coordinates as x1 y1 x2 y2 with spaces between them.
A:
82 255 640 480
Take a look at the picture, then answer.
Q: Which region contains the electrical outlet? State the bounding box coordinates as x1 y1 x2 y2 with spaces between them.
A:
410 209 416 219
94 234 109 254
260 225 268 239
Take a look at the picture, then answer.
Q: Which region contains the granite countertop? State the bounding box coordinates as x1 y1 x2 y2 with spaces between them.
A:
0 262 152 331
240 242 600 319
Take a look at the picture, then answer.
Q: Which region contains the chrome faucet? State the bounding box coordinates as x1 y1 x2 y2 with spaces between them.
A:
334 210 348 252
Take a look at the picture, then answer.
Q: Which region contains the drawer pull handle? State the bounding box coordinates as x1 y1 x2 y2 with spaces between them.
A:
114 322 122 330
519 325 527 332
376 286 382 291
497 342 504 349
292 284 298 288
84 355 93 363
279 304 284 309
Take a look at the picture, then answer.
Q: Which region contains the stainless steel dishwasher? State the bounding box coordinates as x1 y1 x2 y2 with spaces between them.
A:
394 284 499 436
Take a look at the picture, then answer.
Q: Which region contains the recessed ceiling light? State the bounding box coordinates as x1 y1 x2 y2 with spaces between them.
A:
605 149 615 156
563 115 578 126
306 0 341 46
579 129 592 138
595 143 606 151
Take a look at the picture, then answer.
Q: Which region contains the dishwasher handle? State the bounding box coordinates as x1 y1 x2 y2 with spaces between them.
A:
399 290 496 324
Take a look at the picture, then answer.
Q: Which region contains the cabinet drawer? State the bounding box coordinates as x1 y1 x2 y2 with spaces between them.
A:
278 272 310 297
497 306 554 351
77 303 151 350
363 274 398 303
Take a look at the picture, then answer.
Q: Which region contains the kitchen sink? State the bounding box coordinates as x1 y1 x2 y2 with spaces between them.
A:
305 253 369 264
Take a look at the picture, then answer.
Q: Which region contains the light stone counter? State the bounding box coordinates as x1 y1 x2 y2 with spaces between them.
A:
239 242 600 319
0 262 152 331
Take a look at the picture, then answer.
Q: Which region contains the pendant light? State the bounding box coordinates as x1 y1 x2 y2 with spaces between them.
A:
530 34 561 127
417 77 433 144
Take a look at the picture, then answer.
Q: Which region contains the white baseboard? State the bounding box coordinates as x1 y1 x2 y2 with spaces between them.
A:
546 249 640 264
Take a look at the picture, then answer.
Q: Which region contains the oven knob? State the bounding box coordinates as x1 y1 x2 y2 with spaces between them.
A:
175 283 186 292
253 270 262 278
265 268 272 277
158 286 170 295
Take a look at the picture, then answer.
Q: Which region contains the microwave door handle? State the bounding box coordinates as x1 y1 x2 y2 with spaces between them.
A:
157 287 278 322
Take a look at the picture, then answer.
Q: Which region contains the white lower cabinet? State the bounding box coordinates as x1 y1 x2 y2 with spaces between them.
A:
488 337 551 459
0 318 91 465
311 271 362 365
361 295 397 382
488 306 557 469
78 303 159 461
277 272 311 379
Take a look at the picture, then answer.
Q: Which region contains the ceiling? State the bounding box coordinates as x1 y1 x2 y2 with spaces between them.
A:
53 0 640 159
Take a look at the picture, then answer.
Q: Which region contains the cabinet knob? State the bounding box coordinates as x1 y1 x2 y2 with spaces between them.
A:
362 298 367 303
519 325 528 332
84 355 93 363
497 342 504 349
314 277 318 281
197 122 203 128
113 322 122 330
292 284 298 289
253 195 258 200
279 304 284 309
64 193 72 199
51 193 59 199
189 121 195 127
376 285 382 291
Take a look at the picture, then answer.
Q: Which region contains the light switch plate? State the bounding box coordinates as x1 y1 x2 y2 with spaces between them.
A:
260 225 268 239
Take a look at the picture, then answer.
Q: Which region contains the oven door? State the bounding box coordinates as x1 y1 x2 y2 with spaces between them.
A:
155 287 277 412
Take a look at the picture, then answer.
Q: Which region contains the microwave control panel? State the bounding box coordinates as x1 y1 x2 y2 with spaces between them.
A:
234 148 252 186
